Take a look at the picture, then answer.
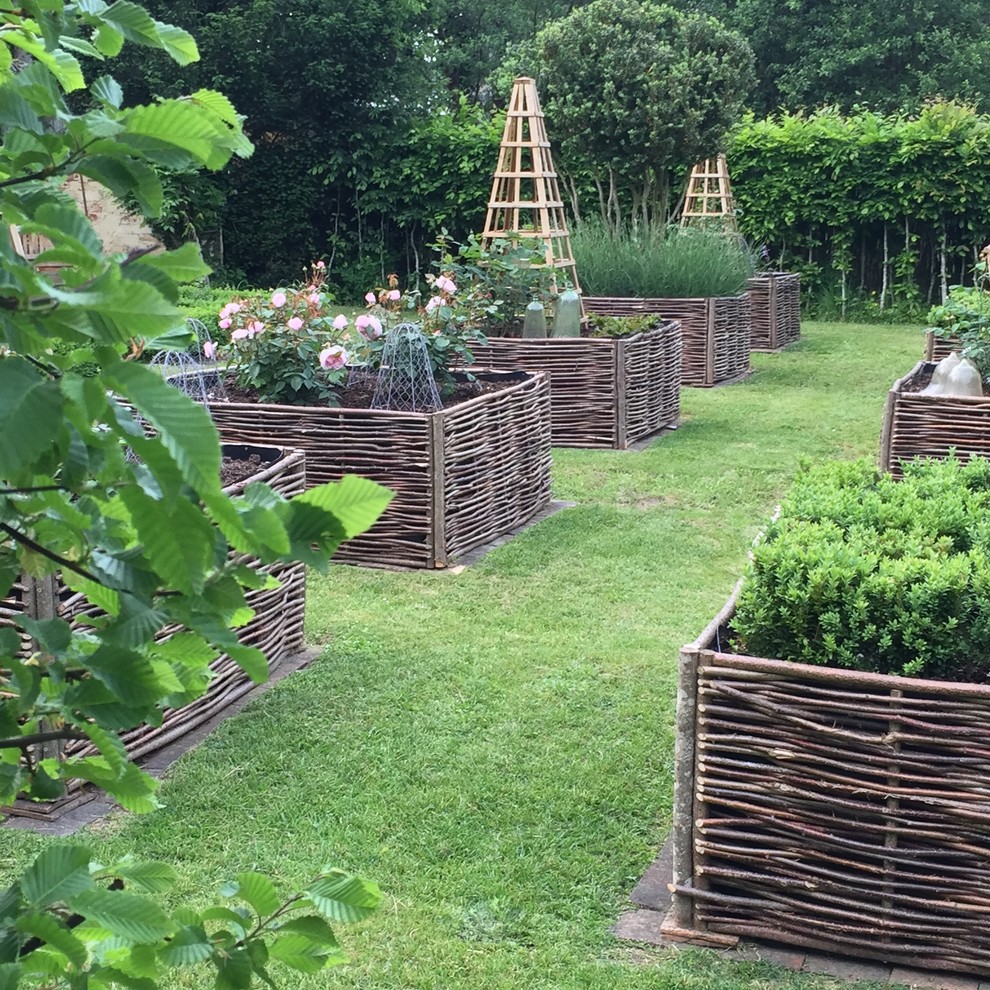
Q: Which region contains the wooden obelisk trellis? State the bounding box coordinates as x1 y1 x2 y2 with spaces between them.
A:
482 76 582 301
679 154 738 232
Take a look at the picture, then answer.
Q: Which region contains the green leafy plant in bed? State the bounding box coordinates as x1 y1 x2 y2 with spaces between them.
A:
571 221 756 299
584 314 664 338
732 457 990 680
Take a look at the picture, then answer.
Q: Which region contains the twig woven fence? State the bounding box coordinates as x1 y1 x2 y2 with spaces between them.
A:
880 361 990 476
924 331 960 364
1 445 307 820
467 320 681 448
672 590 990 977
584 296 750 387
746 273 801 351
185 371 553 569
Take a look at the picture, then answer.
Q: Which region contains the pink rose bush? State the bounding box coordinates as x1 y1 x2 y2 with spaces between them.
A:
345 270 483 395
212 260 352 406
204 255 487 405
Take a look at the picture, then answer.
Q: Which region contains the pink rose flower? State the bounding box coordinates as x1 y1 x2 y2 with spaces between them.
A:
250 320 265 335
231 327 250 341
218 318 231 330
309 293 321 305
425 295 443 313
316 260 326 269
203 340 216 360
359 315 383 339
364 291 376 305
319 344 348 370
387 289 401 301
435 275 456 294
287 316 304 331
271 291 287 308
332 314 349 330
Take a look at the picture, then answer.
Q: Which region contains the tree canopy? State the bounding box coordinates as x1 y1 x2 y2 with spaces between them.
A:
535 0 755 228
693 0 990 114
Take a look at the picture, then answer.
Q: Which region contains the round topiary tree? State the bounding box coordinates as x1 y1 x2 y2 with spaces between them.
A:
534 0 755 230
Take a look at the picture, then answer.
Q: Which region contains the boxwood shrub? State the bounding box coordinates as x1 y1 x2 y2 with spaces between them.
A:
732 457 990 680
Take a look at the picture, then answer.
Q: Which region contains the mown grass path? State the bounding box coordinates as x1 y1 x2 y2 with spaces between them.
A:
4 322 923 989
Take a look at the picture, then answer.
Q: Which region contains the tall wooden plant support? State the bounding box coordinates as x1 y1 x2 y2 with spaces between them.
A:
482 76 582 299
679 154 738 231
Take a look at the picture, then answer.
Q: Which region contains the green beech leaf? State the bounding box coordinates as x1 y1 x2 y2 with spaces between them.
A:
17 617 71 656
81 723 129 774
276 915 338 943
290 475 393 540
223 645 268 684
58 34 104 59
14 913 87 967
20 846 94 908
157 924 211 967
68 888 172 943
214 946 253 990
122 101 223 168
0 89 43 134
102 359 221 500
0 628 20 658
0 358 64 476
134 242 210 283
76 155 164 216
65 759 160 813
109 861 175 895
153 21 199 65
60 572 121 617
222 873 279 917
268 934 343 974
0 963 21 990
119 486 212 594
198 907 249 935
91 74 123 107
304 873 381 924
92 23 124 56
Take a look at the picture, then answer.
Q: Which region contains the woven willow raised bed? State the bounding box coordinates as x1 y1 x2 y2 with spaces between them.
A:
924 330 960 363
672 588 990 977
746 273 801 351
2 443 307 820
467 320 680 448
184 370 553 569
880 361 990 476
584 295 750 387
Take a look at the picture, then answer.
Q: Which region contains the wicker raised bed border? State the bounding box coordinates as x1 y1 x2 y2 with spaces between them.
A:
746 273 801 351
467 320 680 448
879 360 990 476
1 444 307 820
584 295 750 387
924 330 960 364
187 370 553 570
672 587 990 977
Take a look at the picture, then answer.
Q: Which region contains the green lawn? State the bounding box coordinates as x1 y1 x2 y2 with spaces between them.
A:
3 321 924 989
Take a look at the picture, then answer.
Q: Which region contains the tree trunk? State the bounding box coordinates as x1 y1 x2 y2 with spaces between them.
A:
880 225 888 310
940 228 948 302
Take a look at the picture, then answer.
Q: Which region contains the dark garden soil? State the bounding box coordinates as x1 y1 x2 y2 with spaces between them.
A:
220 453 268 488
